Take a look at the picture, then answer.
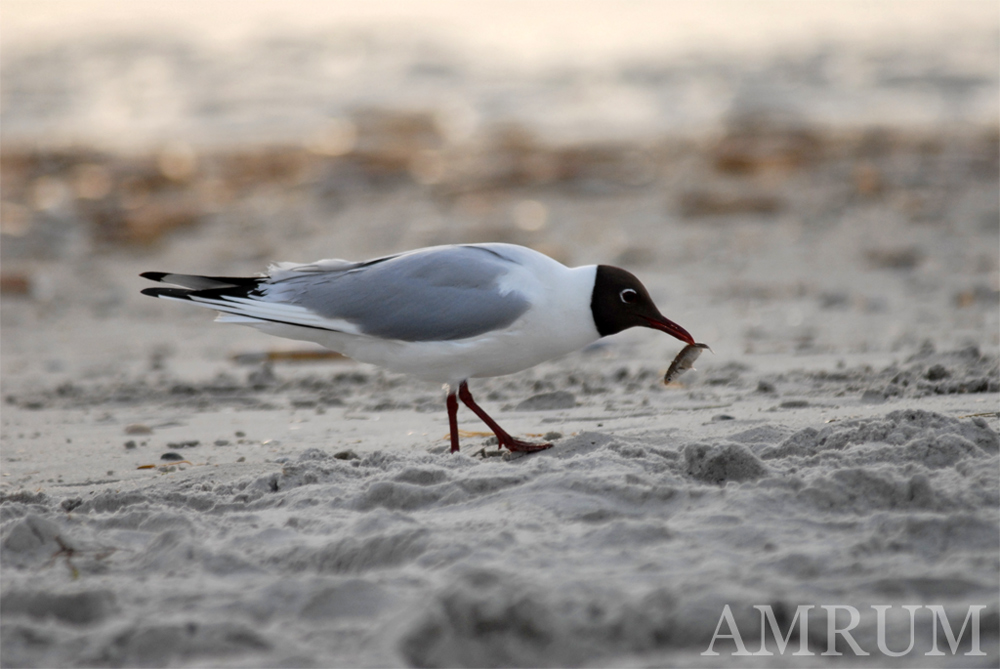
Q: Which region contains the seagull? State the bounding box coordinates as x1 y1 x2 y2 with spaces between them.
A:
140 243 695 453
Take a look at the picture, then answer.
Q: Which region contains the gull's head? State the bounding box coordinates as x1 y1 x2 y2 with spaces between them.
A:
590 265 695 344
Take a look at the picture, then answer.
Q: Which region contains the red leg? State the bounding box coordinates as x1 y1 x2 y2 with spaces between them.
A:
446 390 460 453
457 381 552 453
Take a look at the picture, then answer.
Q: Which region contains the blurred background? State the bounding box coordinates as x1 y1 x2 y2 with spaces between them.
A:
1 0 998 364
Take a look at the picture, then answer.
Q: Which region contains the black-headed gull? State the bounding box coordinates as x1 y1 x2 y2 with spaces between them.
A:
141 243 695 453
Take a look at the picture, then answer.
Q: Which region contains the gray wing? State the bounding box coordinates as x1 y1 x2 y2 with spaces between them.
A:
266 245 531 342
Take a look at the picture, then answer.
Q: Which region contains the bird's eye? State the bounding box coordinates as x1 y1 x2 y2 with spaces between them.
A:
620 288 638 304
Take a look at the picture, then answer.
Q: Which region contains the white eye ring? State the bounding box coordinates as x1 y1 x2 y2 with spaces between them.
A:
620 288 638 304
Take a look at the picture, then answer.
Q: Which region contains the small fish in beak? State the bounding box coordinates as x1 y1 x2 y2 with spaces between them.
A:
664 343 712 385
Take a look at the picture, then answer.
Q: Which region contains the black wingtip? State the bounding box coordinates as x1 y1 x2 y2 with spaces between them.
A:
141 272 168 282
141 287 191 299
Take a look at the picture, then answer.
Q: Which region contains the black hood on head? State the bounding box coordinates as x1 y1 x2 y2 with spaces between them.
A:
590 265 695 344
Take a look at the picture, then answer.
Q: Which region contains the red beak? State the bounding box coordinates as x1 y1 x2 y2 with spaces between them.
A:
642 315 696 346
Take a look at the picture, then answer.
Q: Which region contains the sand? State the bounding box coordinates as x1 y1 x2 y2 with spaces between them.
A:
3 334 998 666
2 5 999 667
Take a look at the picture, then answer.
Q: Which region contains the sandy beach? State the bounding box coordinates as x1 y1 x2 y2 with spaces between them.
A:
2 2 998 667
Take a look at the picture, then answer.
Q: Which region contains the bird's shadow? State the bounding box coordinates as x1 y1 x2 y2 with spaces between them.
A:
493 431 615 462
